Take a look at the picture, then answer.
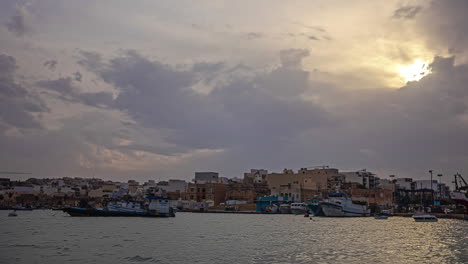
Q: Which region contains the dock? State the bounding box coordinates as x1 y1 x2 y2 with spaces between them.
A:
179 210 260 214
394 213 467 220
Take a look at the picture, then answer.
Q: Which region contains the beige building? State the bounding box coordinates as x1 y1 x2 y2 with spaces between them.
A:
266 168 341 201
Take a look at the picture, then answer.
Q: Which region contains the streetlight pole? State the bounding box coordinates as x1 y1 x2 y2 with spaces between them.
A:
429 170 434 206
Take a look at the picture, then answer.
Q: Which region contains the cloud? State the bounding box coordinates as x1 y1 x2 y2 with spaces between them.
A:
4 4 32 37
418 1 468 58
36 76 113 108
279 49 310 69
246 32 263 40
78 49 332 155
43 60 57 70
74 71 82 82
0 54 47 129
393 5 423 19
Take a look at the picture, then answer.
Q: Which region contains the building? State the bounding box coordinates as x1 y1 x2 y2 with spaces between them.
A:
342 170 380 189
157 180 187 193
183 183 227 206
194 172 219 184
348 188 394 208
244 169 268 184
394 178 413 190
266 167 341 201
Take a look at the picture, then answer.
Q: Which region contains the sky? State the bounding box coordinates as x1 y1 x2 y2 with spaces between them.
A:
1 0 468 184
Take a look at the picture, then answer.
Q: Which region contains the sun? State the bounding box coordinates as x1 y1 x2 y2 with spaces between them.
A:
398 59 431 82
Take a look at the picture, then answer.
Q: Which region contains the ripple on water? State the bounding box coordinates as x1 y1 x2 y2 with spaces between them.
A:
124 255 154 262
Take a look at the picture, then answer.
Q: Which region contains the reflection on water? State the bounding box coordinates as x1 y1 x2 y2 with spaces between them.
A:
0 210 467 264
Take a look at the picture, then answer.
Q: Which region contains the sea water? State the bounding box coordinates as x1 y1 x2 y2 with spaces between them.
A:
0 210 467 264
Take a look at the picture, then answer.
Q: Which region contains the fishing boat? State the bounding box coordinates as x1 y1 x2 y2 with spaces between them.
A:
261 204 279 214
62 195 175 217
279 204 291 214
319 193 370 217
290 203 308 215
307 198 324 216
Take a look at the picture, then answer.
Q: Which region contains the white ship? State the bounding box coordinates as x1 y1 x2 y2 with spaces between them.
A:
290 203 308 215
319 193 370 217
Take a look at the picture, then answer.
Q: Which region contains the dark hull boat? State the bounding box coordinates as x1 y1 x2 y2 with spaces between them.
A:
62 195 175 217
63 207 175 217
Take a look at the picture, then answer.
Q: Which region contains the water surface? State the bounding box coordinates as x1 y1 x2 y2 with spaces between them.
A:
1 210 466 263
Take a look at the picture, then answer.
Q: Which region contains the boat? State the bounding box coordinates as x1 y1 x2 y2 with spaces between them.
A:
261 204 279 214
279 204 291 214
374 214 388 220
290 203 308 215
11 205 33 211
62 195 175 217
8 210 18 217
412 213 438 222
319 193 370 217
380 209 393 216
307 198 324 216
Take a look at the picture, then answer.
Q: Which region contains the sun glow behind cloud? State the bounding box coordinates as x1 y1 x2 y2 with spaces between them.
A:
398 59 431 82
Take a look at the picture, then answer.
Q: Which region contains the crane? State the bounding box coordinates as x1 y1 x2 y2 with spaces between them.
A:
453 173 467 191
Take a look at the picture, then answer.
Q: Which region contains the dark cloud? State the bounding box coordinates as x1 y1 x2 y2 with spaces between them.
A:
308 36 319 41
4 5 30 37
74 71 82 82
246 32 263 40
419 1 468 56
36 76 113 108
0 54 47 129
77 50 332 154
393 5 423 19
43 60 57 70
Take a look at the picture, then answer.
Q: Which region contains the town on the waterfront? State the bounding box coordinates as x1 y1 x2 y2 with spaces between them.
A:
1 167 467 219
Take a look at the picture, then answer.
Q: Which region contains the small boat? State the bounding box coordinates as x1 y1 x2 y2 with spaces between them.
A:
374 214 388 220
380 209 393 216
412 213 438 222
8 210 18 217
63 195 175 217
11 205 33 211
290 203 308 215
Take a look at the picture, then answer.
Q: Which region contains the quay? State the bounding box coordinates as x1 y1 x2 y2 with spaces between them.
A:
180 210 260 214
394 213 467 220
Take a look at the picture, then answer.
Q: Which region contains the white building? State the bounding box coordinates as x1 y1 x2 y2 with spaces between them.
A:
413 180 438 191
394 178 413 190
